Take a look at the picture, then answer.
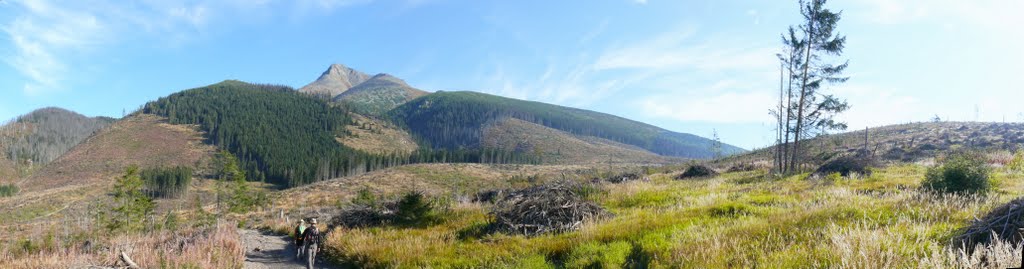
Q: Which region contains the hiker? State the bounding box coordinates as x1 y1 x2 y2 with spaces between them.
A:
294 219 307 260
303 218 323 269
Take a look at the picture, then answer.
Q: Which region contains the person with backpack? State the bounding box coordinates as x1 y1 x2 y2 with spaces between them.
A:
303 218 323 269
294 219 307 260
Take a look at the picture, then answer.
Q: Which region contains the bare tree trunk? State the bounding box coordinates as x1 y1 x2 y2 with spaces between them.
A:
792 6 816 173
776 61 785 172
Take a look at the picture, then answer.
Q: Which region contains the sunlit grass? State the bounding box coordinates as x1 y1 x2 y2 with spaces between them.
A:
321 164 1024 268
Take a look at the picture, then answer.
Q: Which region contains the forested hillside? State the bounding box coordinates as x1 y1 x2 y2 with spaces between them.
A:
143 80 379 186
1 107 115 165
143 80 535 187
390 91 745 158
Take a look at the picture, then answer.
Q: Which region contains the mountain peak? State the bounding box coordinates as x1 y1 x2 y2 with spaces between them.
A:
368 73 409 86
298 64 371 98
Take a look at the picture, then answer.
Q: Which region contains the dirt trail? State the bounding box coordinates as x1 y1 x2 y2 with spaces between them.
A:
240 229 338 269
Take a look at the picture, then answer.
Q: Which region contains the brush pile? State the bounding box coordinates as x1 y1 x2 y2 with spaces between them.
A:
812 154 875 177
955 197 1024 250
490 181 609 236
331 203 393 228
602 171 647 184
727 162 759 172
675 164 718 179
472 188 511 203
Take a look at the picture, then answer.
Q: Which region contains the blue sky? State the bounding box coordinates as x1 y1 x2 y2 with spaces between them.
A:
1 0 1022 150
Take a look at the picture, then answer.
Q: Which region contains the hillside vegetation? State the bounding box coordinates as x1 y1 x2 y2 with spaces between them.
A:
334 73 428 115
20 114 214 192
143 80 379 186
143 80 539 187
725 121 1024 169
338 114 419 155
0 108 114 181
390 91 744 159
481 118 679 164
243 159 1024 268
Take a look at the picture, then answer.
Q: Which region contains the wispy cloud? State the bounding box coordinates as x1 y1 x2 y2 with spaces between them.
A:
594 27 775 72
637 90 777 123
2 0 107 95
1 0 374 96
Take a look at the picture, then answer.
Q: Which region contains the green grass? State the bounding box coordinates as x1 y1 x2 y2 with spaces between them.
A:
0 184 18 197
321 164 1024 268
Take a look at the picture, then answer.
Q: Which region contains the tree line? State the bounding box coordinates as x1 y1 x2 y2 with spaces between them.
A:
2 107 114 165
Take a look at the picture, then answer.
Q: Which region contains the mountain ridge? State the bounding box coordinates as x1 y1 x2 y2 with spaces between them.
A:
298 63 371 98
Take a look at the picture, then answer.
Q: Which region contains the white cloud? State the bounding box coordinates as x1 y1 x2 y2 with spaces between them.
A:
1 0 373 95
633 0 647 5
593 27 775 72
2 0 107 95
637 91 777 123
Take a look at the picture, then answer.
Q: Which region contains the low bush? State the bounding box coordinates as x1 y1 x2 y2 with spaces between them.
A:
394 191 441 226
332 191 443 228
921 151 990 195
0 184 18 197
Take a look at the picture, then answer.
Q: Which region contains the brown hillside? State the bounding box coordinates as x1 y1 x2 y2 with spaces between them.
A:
266 163 633 218
337 113 418 155
21 114 216 192
481 118 680 164
723 121 1024 168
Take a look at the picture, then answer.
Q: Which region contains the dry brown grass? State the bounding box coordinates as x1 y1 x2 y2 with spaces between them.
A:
305 164 1024 268
0 221 243 269
21 114 216 192
725 121 1024 168
338 113 418 155
482 118 680 165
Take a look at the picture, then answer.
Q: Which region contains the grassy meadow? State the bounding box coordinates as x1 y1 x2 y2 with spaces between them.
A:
313 163 1024 268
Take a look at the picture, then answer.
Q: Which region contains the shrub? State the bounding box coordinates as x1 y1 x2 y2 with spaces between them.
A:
394 191 440 226
922 151 991 195
674 165 718 180
0 183 18 197
332 191 443 228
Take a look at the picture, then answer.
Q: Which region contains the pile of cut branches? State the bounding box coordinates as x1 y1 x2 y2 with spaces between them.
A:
955 197 1024 251
674 164 718 179
601 171 647 184
490 181 609 236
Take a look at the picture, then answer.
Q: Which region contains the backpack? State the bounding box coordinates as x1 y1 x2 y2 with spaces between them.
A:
303 226 322 245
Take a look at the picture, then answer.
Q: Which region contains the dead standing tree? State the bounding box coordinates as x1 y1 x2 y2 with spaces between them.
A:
774 0 851 174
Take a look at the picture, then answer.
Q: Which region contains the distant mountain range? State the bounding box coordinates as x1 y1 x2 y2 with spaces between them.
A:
2 63 747 188
298 64 744 159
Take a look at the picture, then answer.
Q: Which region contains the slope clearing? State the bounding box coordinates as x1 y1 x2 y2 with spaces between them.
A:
481 118 679 164
390 91 745 159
